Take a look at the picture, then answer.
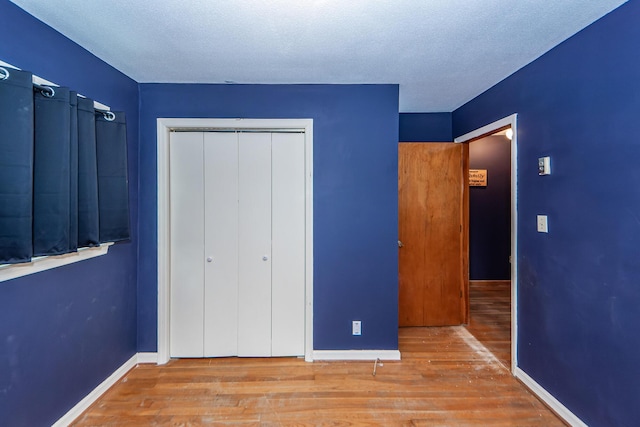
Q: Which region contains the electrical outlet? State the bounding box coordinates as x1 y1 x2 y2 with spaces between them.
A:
352 320 362 336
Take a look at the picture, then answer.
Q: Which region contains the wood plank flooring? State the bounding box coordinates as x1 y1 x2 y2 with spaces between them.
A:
72 325 563 426
465 280 512 368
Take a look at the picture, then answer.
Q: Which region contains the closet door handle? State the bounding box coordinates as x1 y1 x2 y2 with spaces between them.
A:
262 255 269 261
206 256 213 263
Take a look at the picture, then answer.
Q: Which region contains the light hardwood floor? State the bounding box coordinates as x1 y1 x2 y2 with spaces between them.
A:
72 325 563 426
465 280 512 368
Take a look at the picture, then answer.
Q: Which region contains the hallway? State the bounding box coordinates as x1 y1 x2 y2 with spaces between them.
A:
465 280 511 368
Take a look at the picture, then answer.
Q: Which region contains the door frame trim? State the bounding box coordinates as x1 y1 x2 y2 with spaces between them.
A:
156 118 314 364
454 113 518 374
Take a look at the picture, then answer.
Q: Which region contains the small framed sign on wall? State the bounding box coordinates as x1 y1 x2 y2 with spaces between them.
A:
469 169 487 187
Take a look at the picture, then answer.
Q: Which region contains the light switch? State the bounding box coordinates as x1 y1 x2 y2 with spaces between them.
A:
538 157 551 175
537 215 548 233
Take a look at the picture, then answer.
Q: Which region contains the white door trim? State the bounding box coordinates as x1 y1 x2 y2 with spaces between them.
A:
454 113 518 374
157 118 314 364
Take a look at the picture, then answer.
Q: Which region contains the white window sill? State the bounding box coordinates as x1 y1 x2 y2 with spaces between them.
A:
0 243 113 283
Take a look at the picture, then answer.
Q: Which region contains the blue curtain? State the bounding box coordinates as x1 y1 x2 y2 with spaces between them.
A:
33 86 72 256
0 68 33 264
0 67 129 264
96 112 130 243
77 97 100 247
69 91 79 252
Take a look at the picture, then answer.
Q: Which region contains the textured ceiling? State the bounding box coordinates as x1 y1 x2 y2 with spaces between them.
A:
10 0 627 111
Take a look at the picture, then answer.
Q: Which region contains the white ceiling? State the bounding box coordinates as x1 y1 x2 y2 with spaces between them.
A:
10 0 627 112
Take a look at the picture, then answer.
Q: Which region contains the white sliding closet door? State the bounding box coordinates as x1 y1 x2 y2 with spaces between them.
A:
271 132 306 356
169 130 305 359
170 132 205 357
238 133 273 356
203 132 239 357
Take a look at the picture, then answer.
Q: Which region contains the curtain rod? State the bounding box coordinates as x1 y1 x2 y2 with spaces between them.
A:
0 61 114 121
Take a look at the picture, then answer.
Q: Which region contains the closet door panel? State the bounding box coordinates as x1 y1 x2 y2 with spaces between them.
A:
169 132 205 357
271 133 306 356
238 132 272 356
203 132 239 357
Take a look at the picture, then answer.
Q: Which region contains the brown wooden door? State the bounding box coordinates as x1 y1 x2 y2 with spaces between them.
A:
398 143 469 326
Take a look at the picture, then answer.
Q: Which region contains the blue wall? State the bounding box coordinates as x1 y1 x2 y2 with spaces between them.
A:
137 84 400 352
7 0 636 424
0 2 139 426
399 112 452 141
469 136 511 280
453 2 639 425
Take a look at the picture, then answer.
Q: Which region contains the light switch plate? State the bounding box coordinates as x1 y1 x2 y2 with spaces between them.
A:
537 215 548 233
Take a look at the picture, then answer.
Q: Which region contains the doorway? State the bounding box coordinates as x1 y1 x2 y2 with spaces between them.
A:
156 118 314 364
455 114 518 373
463 129 512 368
169 131 305 358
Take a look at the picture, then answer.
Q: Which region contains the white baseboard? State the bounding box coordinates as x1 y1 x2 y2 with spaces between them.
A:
312 349 401 361
515 367 587 427
52 353 138 427
137 352 158 364
52 352 159 426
